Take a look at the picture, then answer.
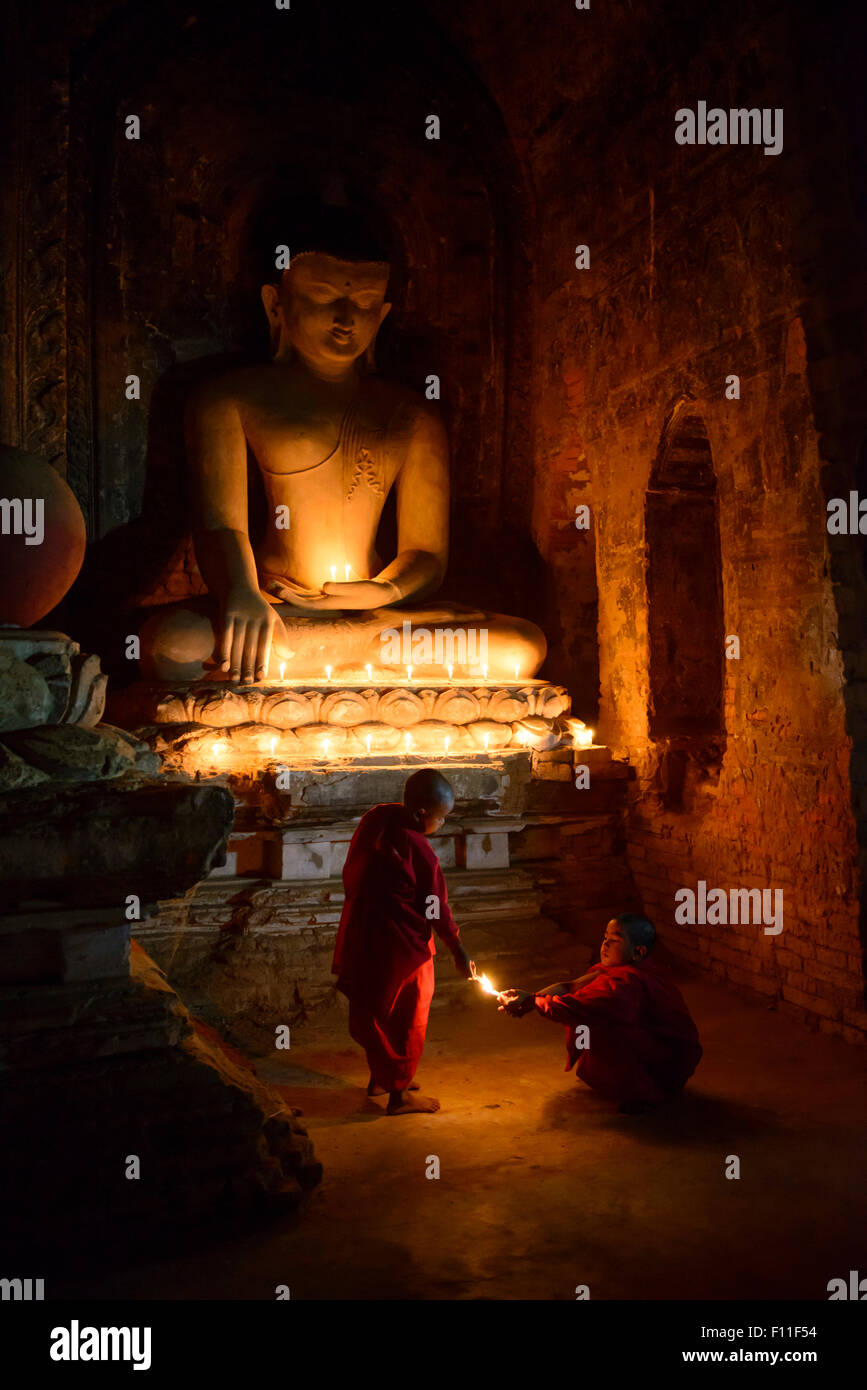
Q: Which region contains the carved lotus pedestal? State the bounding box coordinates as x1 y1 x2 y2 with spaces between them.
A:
107 678 579 775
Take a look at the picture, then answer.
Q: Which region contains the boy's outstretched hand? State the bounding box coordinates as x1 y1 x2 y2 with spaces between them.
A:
498 989 536 1017
454 944 476 980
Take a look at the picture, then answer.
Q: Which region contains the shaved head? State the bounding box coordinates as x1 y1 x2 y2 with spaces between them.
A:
404 769 454 813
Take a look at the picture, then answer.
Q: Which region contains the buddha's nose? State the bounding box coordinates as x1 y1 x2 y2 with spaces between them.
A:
333 300 354 328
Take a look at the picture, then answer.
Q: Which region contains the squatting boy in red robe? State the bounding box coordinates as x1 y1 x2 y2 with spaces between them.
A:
499 914 702 1112
332 769 474 1115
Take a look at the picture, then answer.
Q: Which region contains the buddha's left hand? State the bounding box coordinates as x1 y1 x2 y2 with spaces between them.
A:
288 580 401 611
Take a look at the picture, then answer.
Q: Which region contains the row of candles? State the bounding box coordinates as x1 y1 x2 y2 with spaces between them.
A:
277 661 520 685
209 728 497 761
207 722 593 764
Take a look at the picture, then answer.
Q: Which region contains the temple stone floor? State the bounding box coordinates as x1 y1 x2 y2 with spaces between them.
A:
54 961 866 1301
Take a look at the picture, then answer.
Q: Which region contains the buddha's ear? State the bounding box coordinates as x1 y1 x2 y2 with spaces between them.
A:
379 301 392 326
261 283 281 354
261 283 280 320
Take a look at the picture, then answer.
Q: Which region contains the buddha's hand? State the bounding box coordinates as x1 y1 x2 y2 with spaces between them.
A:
215 588 292 683
286 580 401 612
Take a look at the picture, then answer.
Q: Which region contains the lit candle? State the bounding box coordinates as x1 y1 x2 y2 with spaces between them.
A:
482 665 488 683
483 732 490 752
365 733 372 754
365 663 373 683
406 664 413 683
212 739 226 759
323 737 331 757
514 663 519 682
269 736 277 756
279 661 286 682
447 664 454 681
325 665 332 683
444 735 451 755
404 732 413 753
330 565 337 583
344 563 351 581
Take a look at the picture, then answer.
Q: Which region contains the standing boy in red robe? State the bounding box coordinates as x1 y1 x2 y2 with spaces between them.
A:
332 769 474 1115
498 914 702 1112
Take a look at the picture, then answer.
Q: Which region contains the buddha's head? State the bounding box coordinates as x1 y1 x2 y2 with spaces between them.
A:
257 199 392 372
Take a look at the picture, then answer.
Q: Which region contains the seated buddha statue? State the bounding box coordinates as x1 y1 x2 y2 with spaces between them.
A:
138 202 546 686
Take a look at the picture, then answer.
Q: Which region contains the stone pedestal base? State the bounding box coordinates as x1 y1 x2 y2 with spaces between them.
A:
107 678 578 775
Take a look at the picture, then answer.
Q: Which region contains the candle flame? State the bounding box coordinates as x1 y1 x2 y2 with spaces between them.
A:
566 719 594 749
279 661 286 681
269 736 277 756
406 665 413 683
404 732 413 752
325 665 332 682
514 664 520 681
444 735 451 753
323 737 331 757
365 734 372 753
476 972 499 997
482 665 488 682
344 563 351 581
447 664 454 681
366 663 372 682
483 732 490 752
211 739 226 759
330 565 337 583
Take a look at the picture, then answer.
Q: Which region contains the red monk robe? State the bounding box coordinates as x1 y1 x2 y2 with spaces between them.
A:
332 803 465 1092
534 961 702 1105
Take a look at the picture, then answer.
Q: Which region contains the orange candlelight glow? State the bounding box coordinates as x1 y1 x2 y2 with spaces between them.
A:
483 732 490 752
344 563 351 581
474 972 501 999
444 735 451 754
269 736 278 756
365 734 372 754
330 565 337 583
447 664 454 681
323 737 331 757
325 665 332 683
279 661 286 681
404 732 413 753
365 663 372 682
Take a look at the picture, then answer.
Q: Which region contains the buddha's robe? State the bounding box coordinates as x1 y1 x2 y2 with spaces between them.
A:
332 803 463 1091
535 961 702 1104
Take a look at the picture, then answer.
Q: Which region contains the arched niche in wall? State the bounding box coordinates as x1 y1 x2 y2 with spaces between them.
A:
645 402 725 804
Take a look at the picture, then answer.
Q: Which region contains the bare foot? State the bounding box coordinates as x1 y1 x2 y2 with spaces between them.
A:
387 1090 440 1115
368 1077 419 1096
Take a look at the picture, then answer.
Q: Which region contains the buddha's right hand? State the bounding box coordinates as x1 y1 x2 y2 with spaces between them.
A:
216 588 292 684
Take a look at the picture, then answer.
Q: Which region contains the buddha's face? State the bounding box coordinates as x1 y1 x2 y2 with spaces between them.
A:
264 252 391 368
